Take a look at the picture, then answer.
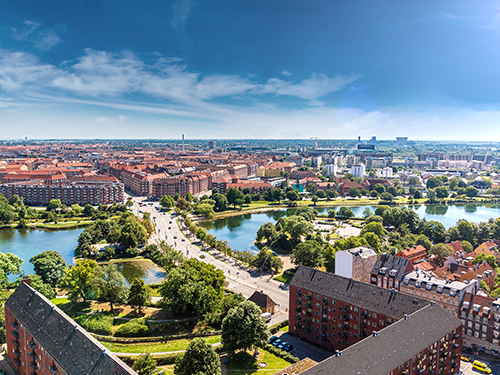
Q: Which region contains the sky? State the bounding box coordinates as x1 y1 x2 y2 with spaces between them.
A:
1 0 500 140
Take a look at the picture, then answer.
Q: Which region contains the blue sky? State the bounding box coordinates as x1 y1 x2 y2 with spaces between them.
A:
1 0 500 140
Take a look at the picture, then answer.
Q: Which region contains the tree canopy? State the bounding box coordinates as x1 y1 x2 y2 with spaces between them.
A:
29 251 67 287
59 259 98 303
174 338 221 375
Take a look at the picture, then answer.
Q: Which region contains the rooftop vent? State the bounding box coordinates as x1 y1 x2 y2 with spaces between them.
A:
404 314 410 320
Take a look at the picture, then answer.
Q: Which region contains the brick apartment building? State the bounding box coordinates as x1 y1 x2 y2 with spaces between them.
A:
300 304 463 375
0 181 124 205
334 246 378 284
400 269 480 315
371 253 414 291
459 291 500 355
396 245 428 263
289 266 432 351
5 282 136 375
152 174 209 198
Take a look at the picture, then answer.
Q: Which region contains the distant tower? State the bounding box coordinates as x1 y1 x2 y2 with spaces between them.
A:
358 136 361 142
182 134 185 153
209 140 216 149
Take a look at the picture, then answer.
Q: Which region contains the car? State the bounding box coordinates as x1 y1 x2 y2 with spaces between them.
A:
272 339 281 347
169 221 172 224
277 341 287 350
173 236 177 239
283 343 293 352
472 360 492 374
461 356 470 362
269 336 278 344
200 254 206 259
181 238 185 242
168 227 171 230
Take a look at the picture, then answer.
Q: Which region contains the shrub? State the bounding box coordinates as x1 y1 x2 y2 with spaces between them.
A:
260 342 299 363
115 319 151 337
125 248 139 257
74 314 113 335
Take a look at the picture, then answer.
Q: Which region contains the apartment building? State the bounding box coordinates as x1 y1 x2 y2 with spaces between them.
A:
370 253 414 290
0 181 124 205
289 266 430 351
400 269 480 315
5 282 137 375
335 246 378 284
300 304 463 375
459 291 500 355
152 174 209 198
396 245 428 263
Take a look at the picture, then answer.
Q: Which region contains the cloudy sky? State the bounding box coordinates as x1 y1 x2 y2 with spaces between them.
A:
1 0 500 140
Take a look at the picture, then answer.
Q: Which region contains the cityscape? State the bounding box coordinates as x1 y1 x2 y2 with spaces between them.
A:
1 1 500 375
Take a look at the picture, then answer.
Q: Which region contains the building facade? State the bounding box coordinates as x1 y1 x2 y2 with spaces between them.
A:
335 246 377 284
370 253 414 291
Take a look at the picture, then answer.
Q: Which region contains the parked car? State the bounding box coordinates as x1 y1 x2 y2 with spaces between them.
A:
269 336 278 344
283 343 293 352
461 356 470 362
472 360 492 374
181 238 185 242
277 341 287 350
272 339 281 347
173 236 177 239
200 254 206 259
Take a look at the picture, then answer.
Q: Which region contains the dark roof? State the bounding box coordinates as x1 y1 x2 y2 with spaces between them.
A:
290 266 429 320
5 283 137 375
248 290 277 308
301 304 462 375
372 253 412 281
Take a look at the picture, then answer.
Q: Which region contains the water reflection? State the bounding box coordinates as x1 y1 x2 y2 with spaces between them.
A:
464 204 477 213
114 260 167 285
425 205 449 216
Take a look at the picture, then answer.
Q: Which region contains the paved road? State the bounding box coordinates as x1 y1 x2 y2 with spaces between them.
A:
460 351 500 374
131 198 290 318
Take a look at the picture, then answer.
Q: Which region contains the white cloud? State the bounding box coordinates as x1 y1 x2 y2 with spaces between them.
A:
93 114 129 125
170 0 195 30
282 70 292 76
34 31 61 51
11 20 40 40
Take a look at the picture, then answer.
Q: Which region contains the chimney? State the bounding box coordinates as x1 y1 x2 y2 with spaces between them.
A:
22 276 30 286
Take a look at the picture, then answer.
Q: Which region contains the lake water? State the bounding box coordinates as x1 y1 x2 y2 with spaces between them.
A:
199 204 500 254
0 228 83 278
0 228 166 284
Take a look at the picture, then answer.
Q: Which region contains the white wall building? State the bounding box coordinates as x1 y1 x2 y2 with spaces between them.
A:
381 167 393 178
324 164 338 176
335 247 378 284
350 163 366 178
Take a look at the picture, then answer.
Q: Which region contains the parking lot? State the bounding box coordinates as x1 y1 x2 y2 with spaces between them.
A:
460 356 500 375
273 331 333 364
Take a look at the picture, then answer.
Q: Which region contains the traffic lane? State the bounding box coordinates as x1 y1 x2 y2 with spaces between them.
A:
459 354 500 375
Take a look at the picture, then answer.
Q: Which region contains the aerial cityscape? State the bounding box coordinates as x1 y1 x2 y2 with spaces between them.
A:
1 1 500 375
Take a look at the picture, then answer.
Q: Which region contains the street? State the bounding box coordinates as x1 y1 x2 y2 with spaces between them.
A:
131 197 290 321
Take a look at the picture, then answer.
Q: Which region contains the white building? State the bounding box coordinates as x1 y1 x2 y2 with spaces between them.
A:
381 167 393 178
335 246 378 284
350 163 366 178
324 164 338 176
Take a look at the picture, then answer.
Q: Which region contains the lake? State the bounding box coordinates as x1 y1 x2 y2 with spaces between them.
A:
199 204 500 254
0 228 166 284
0 228 83 279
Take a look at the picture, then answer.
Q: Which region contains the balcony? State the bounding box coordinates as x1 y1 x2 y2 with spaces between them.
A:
295 306 301 312
307 295 312 300
453 333 459 339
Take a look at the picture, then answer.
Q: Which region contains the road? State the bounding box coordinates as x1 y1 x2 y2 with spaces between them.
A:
131 197 290 322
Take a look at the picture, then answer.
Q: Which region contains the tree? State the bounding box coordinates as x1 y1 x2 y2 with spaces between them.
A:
456 220 475 244
286 190 300 201
195 203 215 219
327 208 336 218
212 193 228 212
252 247 283 273
409 177 420 186
316 190 326 199
0 252 23 287
311 195 319 205
465 186 479 197
29 251 67 287
186 192 194 202
128 279 149 313
174 338 221 375
282 215 314 242
461 240 473 253
59 259 98 303
435 186 449 199
429 243 452 264
336 207 354 220
291 240 324 268
416 234 432 252
362 208 373 218
349 187 361 198
363 232 381 252
472 253 497 269
94 264 128 311
380 192 393 202
83 204 94 216
373 183 386 194
28 274 56 299
426 177 440 189
160 195 175 208
132 353 157 375
306 183 316 194
324 244 337 273
360 222 387 239
226 188 244 208
175 198 191 211
221 301 270 353
48 199 62 211
387 186 398 197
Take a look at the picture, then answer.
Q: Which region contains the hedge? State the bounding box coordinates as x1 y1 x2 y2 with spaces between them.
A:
92 330 221 343
115 319 151 337
269 320 289 334
260 342 299 363
74 314 113 335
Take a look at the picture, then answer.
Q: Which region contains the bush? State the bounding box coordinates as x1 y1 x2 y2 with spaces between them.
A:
125 248 139 257
115 319 151 337
74 314 114 335
261 342 299 363
269 320 289 334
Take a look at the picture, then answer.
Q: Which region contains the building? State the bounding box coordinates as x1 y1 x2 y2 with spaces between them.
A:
400 269 480 315
323 164 338 176
208 140 216 149
300 304 462 375
335 246 377 284
350 163 365 178
247 290 278 314
370 253 414 290
396 245 428 264
459 291 500 355
5 282 137 375
289 266 431 351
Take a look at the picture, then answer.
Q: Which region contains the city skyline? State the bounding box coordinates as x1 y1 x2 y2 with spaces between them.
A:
1 0 500 140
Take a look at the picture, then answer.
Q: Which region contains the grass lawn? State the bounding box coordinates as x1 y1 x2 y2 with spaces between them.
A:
101 335 221 353
225 349 291 375
273 269 296 284
281 325 289 333
50 297 72 310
